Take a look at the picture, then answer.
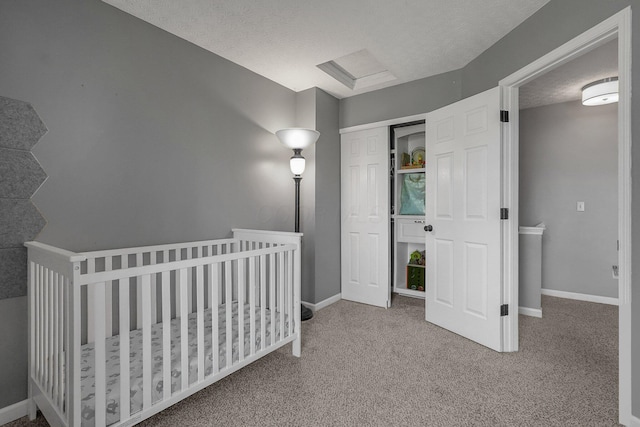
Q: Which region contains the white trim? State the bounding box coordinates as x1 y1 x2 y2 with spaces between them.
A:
630 415 640 427
541 288 619 306
339 113 426 134
518 226 545 235
518 307 542 318
0 400 28 426
499 7 631 425
302 293 341 312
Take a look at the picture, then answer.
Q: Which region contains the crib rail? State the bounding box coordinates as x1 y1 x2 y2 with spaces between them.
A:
26 229 302 427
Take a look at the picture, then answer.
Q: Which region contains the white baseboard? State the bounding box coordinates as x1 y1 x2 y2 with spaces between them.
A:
302 293 341 312
630 414 640 427
541 289 618 306
518 307 542 318
0 400 28 426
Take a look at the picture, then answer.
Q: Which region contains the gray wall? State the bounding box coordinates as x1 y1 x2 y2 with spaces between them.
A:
294 88 317 303
0 297 28 411
339 0 639 417
293 88 342 304
0 0 301 410
520 101 618 299
314 90 341 303
339 70 462 129
0 0 298 254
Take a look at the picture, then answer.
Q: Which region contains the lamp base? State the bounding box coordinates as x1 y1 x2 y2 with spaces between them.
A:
301 304 313 321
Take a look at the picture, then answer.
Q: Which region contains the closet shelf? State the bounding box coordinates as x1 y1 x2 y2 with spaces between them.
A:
397 167 425 174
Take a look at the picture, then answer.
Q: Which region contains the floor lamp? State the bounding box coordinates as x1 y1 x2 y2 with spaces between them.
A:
275 128 320 321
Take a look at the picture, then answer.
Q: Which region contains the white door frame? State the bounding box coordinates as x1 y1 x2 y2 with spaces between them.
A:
499 7 632 425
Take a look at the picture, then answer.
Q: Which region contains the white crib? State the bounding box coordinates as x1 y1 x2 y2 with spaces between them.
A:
25 229 302 427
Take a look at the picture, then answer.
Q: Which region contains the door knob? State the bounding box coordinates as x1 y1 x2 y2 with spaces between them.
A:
424 225 433 232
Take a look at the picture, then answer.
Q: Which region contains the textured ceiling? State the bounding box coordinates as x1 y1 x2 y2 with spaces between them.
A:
102 0 550 99
520 40 618 110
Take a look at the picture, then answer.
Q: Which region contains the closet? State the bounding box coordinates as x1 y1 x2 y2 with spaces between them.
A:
340 86 508 352
340 119 426 308
391 122 426 298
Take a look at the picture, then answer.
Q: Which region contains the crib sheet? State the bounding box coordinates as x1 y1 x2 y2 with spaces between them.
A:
79 303 287 426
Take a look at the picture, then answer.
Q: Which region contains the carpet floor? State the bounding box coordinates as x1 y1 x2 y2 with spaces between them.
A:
10 295 619 426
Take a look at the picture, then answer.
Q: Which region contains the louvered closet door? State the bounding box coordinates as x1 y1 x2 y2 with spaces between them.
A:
425 87 503 351
341 127 390 308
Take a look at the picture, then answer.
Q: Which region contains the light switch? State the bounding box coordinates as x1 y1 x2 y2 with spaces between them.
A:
577 201 585 212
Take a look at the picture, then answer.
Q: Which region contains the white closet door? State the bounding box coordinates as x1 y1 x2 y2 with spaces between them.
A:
341 127 390 308
425 87 503 351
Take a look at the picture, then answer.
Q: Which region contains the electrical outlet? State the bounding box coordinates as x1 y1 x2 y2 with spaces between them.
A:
577 201 585 212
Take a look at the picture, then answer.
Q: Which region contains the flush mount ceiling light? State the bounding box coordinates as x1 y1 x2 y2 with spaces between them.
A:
582 77 619 106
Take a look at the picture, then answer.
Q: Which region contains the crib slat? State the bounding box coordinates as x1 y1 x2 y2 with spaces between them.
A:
94 281 106 427
161 270 171 400
259 255 266 351
48 269 55 394
237 259 245 362
162 250 169 321
57 273 65 409
43 267 49 390
119 277 131 421
136 253 143 329
141 274 152 410
49 270 57 396
179 268 189 390
150 252 158 325
42 266 47 386
269 254 276 346
105 256 113 337
119 254 131 420
287 250 293 338
87 259 95 343
39 265 44 386
34 265 40 385
217 246 224 304
187 249 193 315
249 256 256 356
43 268 48 393
40 267 46 389
225 261 232 368
196 265 205 382
46 269 53 395
278 252 285 341
210 263 219 375
70 273 82 426
51 272 58 400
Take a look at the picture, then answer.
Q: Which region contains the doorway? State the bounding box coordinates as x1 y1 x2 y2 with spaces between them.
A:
499 7 631 425
518 38 619 312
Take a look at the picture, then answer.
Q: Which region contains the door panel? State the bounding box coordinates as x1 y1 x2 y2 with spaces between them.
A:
341 127 389 308
425 87 503 351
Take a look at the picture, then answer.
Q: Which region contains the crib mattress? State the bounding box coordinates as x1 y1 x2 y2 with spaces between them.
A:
79 303 287 426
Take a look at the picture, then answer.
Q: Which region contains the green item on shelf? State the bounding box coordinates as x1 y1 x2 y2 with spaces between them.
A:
406 265 425 291
399 173 425 215
401 152 411 167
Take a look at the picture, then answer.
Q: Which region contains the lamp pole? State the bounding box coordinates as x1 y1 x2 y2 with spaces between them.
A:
275 128 320 322
294 175 302 233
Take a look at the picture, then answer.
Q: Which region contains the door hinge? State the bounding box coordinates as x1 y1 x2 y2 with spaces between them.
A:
500 110 509 122
500 208 509 220
500 304 509 316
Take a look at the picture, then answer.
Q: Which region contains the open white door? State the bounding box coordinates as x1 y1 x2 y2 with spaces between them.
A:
425 87 503 351
340 127 390 308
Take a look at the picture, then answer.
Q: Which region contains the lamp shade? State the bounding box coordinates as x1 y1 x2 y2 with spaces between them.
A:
582 77 619 106
276 128 320 150
290 156 306 175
